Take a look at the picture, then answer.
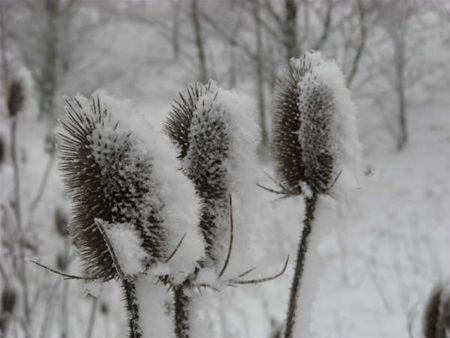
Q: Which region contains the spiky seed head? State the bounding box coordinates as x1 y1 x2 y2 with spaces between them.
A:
165 82 230 266
165 82 213 159
423 284 450 338
58 96 168 280
7 80 24 118
1 287 17 313
272 53 335 195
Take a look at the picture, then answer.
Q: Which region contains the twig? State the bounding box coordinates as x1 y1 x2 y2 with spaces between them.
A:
237 266 256 279
229 255 289 285
218 194 234 277
164 233 187 264
30 260 97 281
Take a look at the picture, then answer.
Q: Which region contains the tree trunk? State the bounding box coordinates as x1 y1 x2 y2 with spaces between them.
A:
39 0 59 121
253 0 268 149
283 0 298 61
191 0 207 83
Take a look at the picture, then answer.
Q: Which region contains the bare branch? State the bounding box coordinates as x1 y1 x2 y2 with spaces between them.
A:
346 0 367 86
312 0 333 50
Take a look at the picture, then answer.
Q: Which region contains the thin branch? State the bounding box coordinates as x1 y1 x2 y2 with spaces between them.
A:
30 260 97 281
229 255 289 285
256 183 289 195
237 266 256 279
218 194 234 277
312 0 333 50
346 0 367 86
164 233 187 264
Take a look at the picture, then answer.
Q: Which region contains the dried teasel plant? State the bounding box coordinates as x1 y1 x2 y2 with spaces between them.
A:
165 81 288 338
56 94 202 338
271 51 360 338
7 80 24 118
423 283 450 338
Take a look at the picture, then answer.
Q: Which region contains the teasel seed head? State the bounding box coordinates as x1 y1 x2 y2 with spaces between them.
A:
165 81 231 267
1 287 17 314
7 80 24 118
423 284 450 338
272 51 360 196
58 95 168 281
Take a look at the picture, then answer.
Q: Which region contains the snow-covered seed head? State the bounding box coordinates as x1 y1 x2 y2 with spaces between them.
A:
423 284 450 338
272 53 334 195
165 82 231 267
273 51 360 196
58 96 167 280
7 80 24 118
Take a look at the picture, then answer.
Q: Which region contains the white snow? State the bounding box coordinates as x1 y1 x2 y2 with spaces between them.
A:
103 222 149 277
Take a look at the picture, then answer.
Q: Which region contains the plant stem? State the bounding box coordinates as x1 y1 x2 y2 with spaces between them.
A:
173 285 190 338
122 279 142 338
284 194 317 338
11 117 31 338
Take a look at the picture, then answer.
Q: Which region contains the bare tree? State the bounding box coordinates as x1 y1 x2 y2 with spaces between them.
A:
191 0 208 82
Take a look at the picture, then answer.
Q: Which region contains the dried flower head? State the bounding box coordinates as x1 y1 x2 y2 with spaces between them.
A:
272 51 360 196
165 82 231 266
272 54 334 195
424 284 450 338
1 287 17 314
7 80 24 118
58 96 168 280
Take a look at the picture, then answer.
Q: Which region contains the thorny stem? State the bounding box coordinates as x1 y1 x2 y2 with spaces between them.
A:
173 284 190 338
122 279 142 338
284 194 317 338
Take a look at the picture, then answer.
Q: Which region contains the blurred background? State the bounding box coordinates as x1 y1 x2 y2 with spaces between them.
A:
0 0 449 337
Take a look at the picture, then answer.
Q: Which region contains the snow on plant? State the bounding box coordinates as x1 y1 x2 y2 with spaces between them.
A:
271 51 361 338
165 81 286 338
57 93 203 338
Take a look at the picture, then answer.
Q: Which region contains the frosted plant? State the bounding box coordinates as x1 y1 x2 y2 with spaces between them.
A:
271 51 360 338
423 284 450 338
165 81 286 338
57 94 202 338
